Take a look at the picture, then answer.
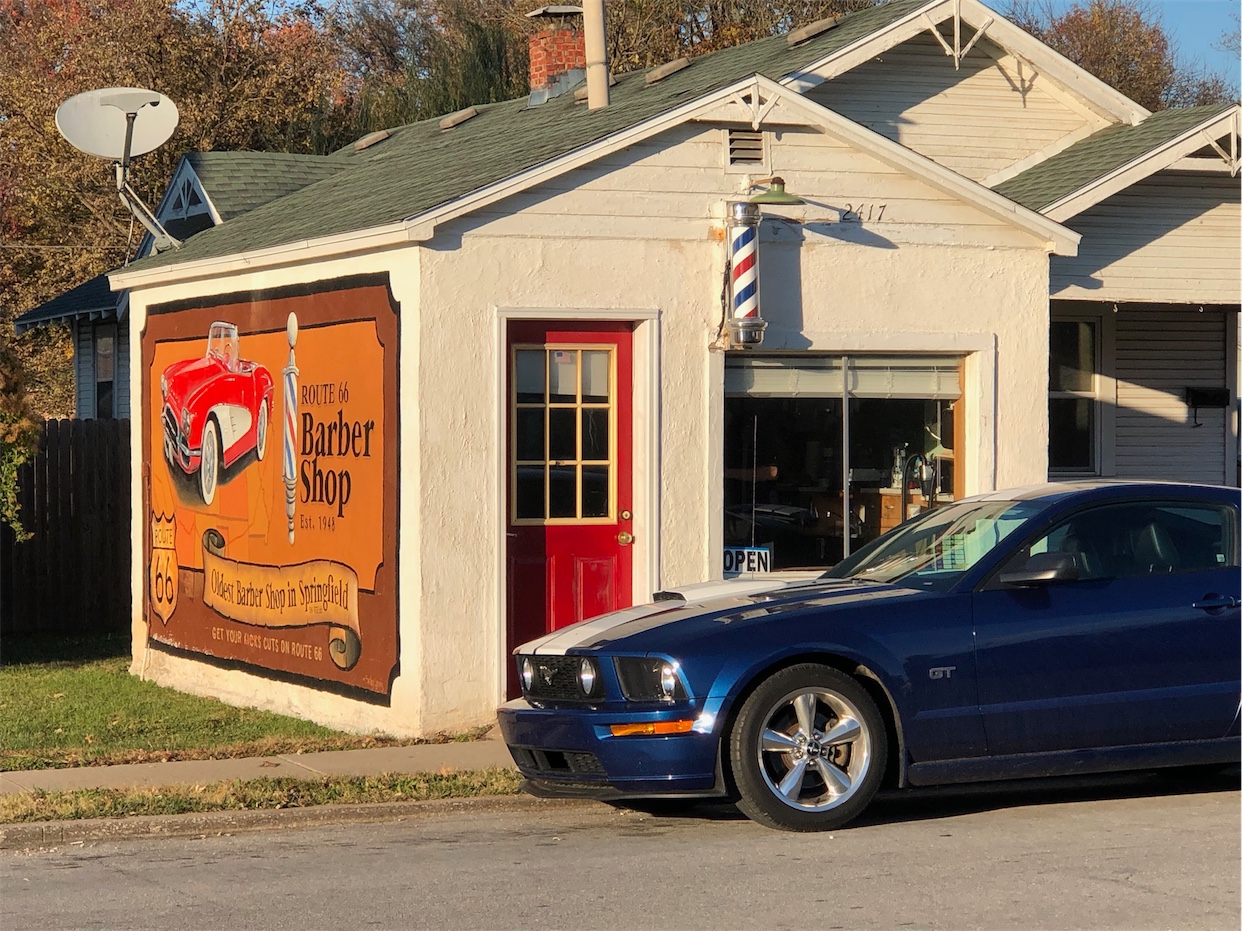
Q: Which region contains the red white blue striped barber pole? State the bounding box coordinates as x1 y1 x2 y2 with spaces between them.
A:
731 218 758 319
282 313 299 544
725 201 767 347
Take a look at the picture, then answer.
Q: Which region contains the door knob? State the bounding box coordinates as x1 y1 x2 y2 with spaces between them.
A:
617 531 634 546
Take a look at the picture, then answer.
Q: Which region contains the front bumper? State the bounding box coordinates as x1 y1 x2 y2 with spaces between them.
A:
161 405 200 473
497 698 725 799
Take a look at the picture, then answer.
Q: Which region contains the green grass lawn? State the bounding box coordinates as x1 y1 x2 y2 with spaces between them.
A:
0 634 476 771
0 769 524 821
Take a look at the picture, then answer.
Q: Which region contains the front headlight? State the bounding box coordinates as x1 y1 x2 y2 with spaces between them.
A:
577 657 598 697
160 374 168 398
614 657 687 702
520 656 534 693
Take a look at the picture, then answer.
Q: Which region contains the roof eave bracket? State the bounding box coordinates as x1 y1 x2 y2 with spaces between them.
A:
924 2 992 71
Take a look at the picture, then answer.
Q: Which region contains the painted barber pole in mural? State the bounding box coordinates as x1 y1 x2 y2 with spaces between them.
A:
142 276 400 698
283 313 299 544
725 201 767 347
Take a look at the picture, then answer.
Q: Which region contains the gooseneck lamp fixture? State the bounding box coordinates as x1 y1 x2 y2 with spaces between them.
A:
747 176 805 206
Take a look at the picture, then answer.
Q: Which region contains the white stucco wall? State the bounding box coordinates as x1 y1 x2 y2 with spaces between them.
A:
124 119 1055 737
411 121 1053 731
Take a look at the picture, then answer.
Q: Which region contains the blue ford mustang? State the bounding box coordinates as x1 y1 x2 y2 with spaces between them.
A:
498 482 1241 831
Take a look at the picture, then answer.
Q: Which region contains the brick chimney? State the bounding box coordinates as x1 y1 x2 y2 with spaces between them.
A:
527 6 586 94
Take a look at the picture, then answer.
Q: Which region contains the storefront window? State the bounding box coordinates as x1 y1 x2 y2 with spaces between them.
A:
724 355 962 570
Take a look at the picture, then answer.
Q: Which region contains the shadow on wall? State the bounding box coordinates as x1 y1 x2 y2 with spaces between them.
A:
1054 183 1232 290
756 211 899 350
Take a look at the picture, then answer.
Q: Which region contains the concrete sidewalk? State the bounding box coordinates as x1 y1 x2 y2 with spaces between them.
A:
0 738 516 796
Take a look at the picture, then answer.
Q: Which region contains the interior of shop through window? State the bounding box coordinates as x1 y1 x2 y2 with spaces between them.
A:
724 355 963 570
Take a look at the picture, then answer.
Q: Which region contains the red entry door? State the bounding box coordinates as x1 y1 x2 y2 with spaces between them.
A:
506 322 634 695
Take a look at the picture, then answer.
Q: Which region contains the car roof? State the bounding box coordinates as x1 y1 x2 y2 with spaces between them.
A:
966 480 1239 507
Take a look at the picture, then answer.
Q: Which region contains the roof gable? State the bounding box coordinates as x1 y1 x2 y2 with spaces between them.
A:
184 151 348 220
784 0 1148 126
994 104 1239 219
114 0 1080 286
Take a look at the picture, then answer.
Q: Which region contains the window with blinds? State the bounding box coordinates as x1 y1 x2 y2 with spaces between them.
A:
725 355 963 399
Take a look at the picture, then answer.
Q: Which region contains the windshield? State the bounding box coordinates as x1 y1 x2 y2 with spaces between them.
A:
822 498 1047 591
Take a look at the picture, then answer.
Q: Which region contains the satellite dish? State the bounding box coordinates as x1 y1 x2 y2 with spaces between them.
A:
56 87 179 161
54 86 183 253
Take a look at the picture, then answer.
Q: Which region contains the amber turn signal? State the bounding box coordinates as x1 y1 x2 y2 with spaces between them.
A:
609 720 695 737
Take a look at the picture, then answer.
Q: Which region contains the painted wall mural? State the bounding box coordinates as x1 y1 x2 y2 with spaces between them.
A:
142 276 399 698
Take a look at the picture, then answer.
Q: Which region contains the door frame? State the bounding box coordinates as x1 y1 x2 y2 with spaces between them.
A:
491 306 661 703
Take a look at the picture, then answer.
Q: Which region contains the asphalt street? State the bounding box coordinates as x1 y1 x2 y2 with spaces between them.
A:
3 767 1238 931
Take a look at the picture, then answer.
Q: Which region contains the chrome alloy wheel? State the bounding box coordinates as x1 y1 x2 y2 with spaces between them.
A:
756 687 871 812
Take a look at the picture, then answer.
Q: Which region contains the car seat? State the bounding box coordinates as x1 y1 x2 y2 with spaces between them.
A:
1133 521 1181 574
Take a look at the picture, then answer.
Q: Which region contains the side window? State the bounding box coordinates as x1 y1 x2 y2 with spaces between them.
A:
995 501 1237 584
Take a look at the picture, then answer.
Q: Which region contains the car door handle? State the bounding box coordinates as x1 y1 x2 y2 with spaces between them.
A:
1192 595 1238 610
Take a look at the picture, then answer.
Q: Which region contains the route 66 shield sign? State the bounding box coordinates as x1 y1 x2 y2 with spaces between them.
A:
149 512 178 624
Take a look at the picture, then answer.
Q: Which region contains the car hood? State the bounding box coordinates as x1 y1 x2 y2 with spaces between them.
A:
162 357 219 409
519 578 924 656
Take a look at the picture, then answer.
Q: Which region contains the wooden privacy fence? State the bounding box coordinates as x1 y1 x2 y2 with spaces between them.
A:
1 419 131 636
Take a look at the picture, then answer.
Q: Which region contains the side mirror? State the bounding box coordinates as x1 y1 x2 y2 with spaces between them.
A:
999 552 1079 587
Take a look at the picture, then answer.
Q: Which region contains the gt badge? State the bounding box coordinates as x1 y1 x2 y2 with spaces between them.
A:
929 666 956 680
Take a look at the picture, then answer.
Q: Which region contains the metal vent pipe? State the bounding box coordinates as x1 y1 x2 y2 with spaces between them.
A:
584 0 609 109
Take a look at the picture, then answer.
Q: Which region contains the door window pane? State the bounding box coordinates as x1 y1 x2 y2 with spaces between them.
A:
1048 398 1093 470
549 466 576 518
515 351 544 404
516 467 544 519
582 409 609 460
549 350 577 403
516 409 544 461
582 351 610 403
548 409 576 460
582 466 609 517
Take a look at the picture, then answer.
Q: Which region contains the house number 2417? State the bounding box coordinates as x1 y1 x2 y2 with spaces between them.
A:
840 203 886 222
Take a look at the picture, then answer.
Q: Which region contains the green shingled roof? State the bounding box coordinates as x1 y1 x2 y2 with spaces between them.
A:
993 104 1235 212
185 151 349 220
130 0 931 271
13 272 118 332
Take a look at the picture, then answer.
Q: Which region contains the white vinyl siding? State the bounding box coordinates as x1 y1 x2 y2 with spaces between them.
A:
1113 305 1230 483
1051 171 1242 303
74 320 95 419
463 122 1041 250
806 32 1099 183
115 316 130 419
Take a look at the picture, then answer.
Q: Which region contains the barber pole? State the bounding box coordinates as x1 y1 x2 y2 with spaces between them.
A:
282 312 299 543
725 201 767 347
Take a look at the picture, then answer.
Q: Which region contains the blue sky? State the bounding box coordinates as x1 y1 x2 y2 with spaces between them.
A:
1048 0 1240 86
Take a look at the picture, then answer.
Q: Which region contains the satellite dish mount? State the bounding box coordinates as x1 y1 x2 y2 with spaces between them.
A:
56 87 182 253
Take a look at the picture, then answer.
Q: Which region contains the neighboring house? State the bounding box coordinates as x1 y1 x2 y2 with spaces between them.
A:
13 152 346 419
89 0 1237 736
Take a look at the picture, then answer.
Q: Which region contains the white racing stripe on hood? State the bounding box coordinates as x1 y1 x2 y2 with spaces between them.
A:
522 603 678 656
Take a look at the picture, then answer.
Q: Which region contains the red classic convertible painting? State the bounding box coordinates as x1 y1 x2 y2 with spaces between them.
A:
161 321 274 505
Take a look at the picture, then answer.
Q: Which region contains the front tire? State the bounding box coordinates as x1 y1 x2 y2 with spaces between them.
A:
255 399 269 461
199 418 220 506
730 664 886 832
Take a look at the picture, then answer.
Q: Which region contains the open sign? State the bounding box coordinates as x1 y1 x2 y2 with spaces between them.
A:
723 546 772 574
